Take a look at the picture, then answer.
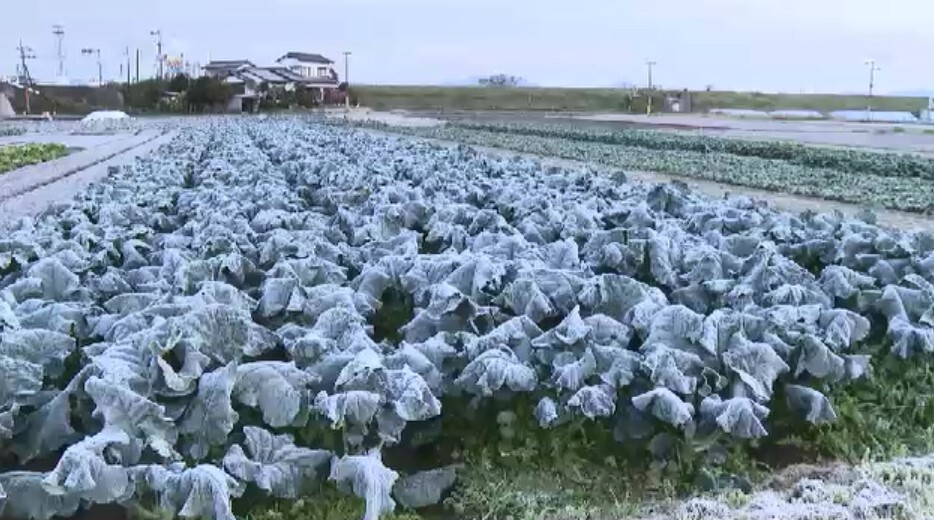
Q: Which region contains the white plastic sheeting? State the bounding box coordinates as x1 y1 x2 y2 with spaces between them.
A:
81 110 131 123
829 110 919 123
709 108 769 118
769 110 824 119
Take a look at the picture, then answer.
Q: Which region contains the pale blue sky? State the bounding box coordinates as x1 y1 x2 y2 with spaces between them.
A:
2 0 932 93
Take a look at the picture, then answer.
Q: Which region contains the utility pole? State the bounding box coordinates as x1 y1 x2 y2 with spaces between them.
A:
150 30 163 79
82 48 102 85
16 40 36 114
645 60 657 116
52 25 66 78
343 51 352 108
135 48 140 83
865 59 880 121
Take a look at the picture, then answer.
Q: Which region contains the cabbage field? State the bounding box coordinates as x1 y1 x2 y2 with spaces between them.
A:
1 118 934 520
392 122 934 213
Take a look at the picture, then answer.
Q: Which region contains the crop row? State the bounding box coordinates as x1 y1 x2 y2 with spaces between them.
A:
0 119 933 520
0 143 67 174
451 121 934 181
0 126 26 138
391 125 934 213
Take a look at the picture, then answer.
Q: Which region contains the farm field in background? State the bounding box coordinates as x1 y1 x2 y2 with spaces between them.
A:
353 85 927 114
382 120 934 214
0 116 934 520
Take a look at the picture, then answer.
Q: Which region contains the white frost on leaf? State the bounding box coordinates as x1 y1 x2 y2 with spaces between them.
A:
330 451 399 520
222 427 331 498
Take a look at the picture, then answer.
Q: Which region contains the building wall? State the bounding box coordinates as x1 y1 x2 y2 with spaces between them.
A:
0 92 14 118
226 96 243 113
2 82 124 115
277 58 336 80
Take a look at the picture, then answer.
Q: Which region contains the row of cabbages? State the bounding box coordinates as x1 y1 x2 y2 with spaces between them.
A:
388 123 934 213
0 119 932 520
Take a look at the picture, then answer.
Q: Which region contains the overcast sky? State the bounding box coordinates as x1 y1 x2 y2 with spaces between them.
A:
1 0 932 93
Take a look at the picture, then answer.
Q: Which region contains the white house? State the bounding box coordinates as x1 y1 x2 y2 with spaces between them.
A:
275 52 337 81
222 63 342 112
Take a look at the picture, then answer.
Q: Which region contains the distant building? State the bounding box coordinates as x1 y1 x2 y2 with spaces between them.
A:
222 64 341 113
275 52 337 81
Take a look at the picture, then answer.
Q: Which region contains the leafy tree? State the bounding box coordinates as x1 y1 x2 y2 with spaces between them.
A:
125 79 165 111
479 74 523 87
186 76 233 112
168 73 190 93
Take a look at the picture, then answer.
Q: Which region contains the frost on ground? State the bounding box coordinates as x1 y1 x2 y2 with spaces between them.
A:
650 456 934 520
326 108 444 127
0 118 933 519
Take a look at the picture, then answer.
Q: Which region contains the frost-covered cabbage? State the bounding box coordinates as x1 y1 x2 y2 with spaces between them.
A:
0 118 931 519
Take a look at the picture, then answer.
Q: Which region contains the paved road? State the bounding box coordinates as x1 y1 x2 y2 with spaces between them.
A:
0 130 176 220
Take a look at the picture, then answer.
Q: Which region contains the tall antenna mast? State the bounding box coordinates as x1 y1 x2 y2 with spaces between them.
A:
52 24 65 78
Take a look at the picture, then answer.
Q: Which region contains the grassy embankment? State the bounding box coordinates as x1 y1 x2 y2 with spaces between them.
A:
353 85 926 114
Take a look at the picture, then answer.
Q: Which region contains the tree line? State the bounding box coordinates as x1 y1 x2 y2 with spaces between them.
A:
125 74 233 113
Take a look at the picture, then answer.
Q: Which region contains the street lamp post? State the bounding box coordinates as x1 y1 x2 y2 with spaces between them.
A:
82 48 102 85
865 59 880 121
343 51 352 109
646 60 657 116
150 30 163 79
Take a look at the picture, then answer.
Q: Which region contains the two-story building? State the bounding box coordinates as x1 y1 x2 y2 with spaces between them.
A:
203 51 343 112
274 52 337 81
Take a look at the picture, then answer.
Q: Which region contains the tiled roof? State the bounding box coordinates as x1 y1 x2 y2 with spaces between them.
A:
204 60 253 70
277 52 333 64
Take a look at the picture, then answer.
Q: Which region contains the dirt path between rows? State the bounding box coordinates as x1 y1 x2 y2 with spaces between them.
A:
0 131 177 220
376 130 934 232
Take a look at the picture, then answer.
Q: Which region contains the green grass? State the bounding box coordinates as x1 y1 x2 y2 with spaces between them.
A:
805 352 934 463
0 143 68 173
691 90 924 113
353 85 662 112
352 85 926 114
242 484 421 520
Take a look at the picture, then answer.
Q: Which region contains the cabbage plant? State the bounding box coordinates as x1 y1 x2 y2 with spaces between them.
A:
0 118 932 519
